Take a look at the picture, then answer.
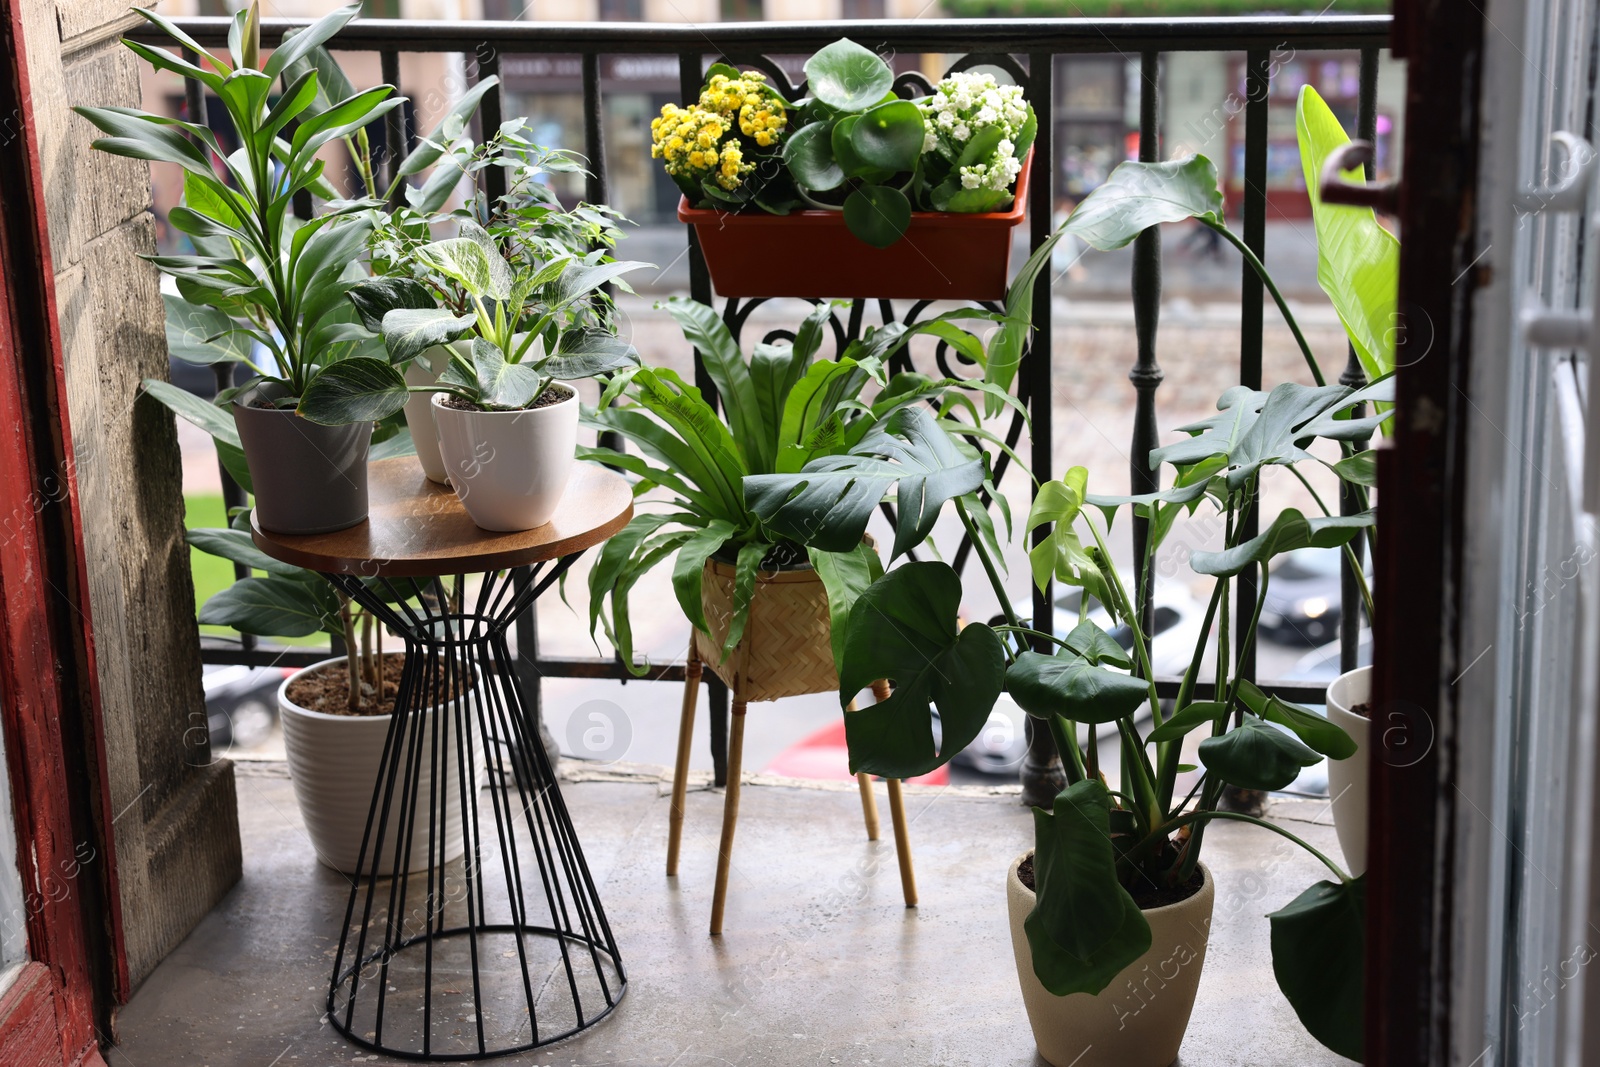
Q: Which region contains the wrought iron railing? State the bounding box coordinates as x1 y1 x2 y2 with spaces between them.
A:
138 13 1393 793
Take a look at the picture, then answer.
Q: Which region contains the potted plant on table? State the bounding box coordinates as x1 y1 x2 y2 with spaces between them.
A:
335 210 647 531
186 524 478 875
660 39 1036 299
79 2 418 535
349 135 629 486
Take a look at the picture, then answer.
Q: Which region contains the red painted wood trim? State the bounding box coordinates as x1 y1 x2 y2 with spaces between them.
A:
0 0 131 1064
0 965 110 1067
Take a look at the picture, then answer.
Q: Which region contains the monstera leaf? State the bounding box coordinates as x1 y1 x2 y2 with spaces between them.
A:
1270 876 1366 1061
1025 779 1153 996
836 562 1005 779
745 406 983 559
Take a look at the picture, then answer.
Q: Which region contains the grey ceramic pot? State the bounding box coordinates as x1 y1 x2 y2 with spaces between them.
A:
233 382 372 535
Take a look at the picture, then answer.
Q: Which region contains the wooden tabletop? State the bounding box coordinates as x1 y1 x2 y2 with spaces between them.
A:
252 458 634 577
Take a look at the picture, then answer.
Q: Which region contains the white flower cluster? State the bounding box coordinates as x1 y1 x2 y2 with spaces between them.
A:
919 71 1030 193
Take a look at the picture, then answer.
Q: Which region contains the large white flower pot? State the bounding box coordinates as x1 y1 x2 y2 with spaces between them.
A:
431 386 579 532
403 345 466 485
1325 665 1372 876
1007 852 1214 1067
278 656 484 876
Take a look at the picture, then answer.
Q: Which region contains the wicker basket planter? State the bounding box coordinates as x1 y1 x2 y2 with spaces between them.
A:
679 148 1033 302
692 555 837 701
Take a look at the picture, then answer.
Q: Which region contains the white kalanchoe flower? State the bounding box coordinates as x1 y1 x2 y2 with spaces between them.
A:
917 69 1034 201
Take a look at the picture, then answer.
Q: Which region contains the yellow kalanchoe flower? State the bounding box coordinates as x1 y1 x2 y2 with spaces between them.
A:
653 70 782 196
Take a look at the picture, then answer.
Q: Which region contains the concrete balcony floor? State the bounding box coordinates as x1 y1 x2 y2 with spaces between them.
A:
109 761 1355 1066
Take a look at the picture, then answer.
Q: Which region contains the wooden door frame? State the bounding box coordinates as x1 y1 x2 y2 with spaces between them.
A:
0 0 130 1061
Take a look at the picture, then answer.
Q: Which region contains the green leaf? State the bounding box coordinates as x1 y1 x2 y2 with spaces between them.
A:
545 330 638 380
1269 876 1365 1061
380 307 477 365
141 378 241 449
843 184 911 249
164 295 254 366
776 357 872 464
417 237 495 297
347 277 436 334
837 562 1005 778
1238 679 1356 760
198 575 339 638
660 297 768 470
1060 154 1225 251
471 338 543 410
1145 700 1229 744
1024 779 1153 996
850 99 924 174
551 260 650 308
394 76 499 180
783 121 845 191
1297 85 1399 390
1198 719 1321 791
718 541 770 659
1059 618 1131 669
1331 449 1378 487
186 527 306 578
298 357 408 425
263 2 361 81
804 38 894 112
746 406 984 559
1190 508 1375 578
1025 468 1111 610
1006 650 1150 724
808 540 884 668
669 520 736 633
587 512 681 665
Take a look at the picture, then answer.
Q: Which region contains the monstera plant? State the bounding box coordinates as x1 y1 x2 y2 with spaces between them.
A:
752 154 1382 1062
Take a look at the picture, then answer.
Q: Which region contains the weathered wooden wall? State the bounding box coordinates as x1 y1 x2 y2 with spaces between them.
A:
14 0 241 989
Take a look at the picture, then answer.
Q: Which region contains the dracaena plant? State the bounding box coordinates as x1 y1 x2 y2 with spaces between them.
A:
77 3 406 424
583 297 1020 670
753 154 1389 1060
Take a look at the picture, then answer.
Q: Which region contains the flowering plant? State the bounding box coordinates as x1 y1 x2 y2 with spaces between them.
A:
651 65 791 207
654 40 1035 249
919 71 1036 212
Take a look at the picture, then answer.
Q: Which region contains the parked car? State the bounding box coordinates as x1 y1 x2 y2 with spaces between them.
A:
1259 546 1371 647
202 663 290 752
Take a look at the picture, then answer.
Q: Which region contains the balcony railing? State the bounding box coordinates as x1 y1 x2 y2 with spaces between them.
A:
137 13 1393 786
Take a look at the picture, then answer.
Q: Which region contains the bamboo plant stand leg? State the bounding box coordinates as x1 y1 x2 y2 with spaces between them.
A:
666 644 703 876
845 697 881 841
869 679 918 907
709 695 748 935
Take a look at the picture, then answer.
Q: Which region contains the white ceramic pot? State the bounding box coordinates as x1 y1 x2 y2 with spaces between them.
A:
403 345 467 485
278 656 484 877
431 385 579 532
1007 852 1214 1067
1325 665 1371 876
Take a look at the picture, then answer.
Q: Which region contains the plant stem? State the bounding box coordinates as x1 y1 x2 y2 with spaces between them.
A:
957 499 1026 659
341 598 360 714
1048 714 1086 785
1210 222 1326 387
1085 517 1162 725
1162 809 1351 883
1287 464 1377 620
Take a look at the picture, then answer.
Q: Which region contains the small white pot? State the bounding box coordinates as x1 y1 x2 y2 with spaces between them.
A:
431 386 579 532
403 344 468 485
1007 852 1214 1067
278 656 484 877
1325 665 1372 876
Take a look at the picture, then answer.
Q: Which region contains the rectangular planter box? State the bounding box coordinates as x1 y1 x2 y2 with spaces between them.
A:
680 149 1032 302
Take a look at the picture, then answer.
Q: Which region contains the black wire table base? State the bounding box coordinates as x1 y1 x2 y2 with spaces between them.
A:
321 558 625 1061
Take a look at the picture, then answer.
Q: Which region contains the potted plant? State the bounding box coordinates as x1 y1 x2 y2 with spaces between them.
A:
659 40 1035 299
333 211 645 530
1294 83 1399 878
78 2 420 535
748 154 1390 1062
186 526 479 875
349 135 629 486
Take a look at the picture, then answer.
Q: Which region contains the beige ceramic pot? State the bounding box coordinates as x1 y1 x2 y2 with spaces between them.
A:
1325 665 1372 876
1007 852 1214 1067
279 656 484 876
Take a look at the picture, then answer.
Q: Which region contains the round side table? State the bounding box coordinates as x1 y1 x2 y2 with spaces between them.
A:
254 458 633 1061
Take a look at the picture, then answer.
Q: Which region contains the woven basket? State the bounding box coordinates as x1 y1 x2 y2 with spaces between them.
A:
693 558 839 703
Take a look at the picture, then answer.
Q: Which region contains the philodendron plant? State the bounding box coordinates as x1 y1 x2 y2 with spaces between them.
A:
749 153 1389 1060
584 296 1019 670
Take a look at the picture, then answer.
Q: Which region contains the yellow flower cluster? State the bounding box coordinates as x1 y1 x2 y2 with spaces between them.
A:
696 72 787 149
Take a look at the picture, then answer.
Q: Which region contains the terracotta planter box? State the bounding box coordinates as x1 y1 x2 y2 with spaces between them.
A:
680 149 1033 302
